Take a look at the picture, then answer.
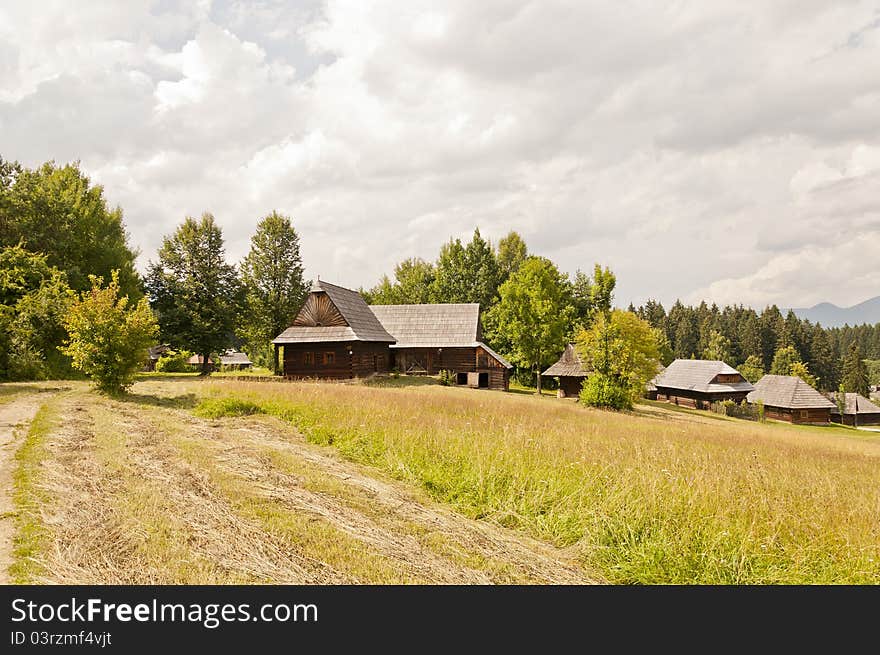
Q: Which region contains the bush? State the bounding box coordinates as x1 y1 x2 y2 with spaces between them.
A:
155 350 194 373
438 369 454 386
710 399 760 421
61 271 158 394
579 372 632 410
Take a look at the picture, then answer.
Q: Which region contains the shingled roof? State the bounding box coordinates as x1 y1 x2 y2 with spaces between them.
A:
654 359 754 394
273 281 396 344
542 343 590 377
369 304 480 347
826 392 880 415
747 375 835 409
219 349 252 366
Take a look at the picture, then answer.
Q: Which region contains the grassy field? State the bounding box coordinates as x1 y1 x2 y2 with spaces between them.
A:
5 376 880 584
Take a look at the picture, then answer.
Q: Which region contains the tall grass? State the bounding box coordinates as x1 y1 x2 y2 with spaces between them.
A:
195 380 880 584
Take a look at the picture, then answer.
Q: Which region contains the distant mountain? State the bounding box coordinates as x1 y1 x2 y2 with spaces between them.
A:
790 296 880 328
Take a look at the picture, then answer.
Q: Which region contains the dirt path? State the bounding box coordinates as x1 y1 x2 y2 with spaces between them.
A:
0 395 44 583
37 393 594 584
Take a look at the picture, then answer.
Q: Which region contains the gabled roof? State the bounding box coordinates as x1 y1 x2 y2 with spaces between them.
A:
826 392 880 415
654 359 754 394
542 343 590 377
273 281 396 344
747 375 835 410
477 341 513 369
369 303 480 347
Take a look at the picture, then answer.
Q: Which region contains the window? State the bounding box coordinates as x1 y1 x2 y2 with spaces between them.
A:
801 410 809 419
323 352 335 366
303 352 314 366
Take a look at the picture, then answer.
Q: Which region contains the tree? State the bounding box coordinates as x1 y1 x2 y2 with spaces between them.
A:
367 258 435 305
789 361 817 388
739 355 764 384
495 231 528 284
654 328 674 367
240 211 309 372
703 329 732 362
146 213 243 375
0 159 141 298
0 243 75 380
429 229 500 308
61 271 158 394
770 345 801 376
809 327 838 390
484 257 573 395
576 310 660 410
841 342 870 397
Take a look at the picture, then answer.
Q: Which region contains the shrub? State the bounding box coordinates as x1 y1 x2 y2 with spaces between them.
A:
710 399 760 421
579 372 632 410
60 271 158 394
438 369 454 386
155 349 193 373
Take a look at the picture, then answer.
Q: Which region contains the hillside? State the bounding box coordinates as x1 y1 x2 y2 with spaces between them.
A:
3 377 880 584
791 295 880 327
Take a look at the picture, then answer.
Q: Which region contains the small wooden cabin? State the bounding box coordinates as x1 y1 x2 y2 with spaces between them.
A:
219 349 253 370
542 343 589 398
653 359 754 409
272 281 396 379
828 392 880 426
369 303 512 391
746 375 834 424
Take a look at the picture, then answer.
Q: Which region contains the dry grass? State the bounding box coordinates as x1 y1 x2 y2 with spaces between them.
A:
9 381 587 584
187 378 880 584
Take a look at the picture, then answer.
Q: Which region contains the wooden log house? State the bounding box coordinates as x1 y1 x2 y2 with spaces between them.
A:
369 303 512 391
542 343 590 398
272 280 396 379
653 359 754 409
746 374 835 424
827 392 880 426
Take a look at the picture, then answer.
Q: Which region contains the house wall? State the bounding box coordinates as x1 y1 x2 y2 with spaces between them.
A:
558 377 585 398
655 388 750 410
282 342 390 379
831 412 880 426
391 345 509 391
764 406 831 424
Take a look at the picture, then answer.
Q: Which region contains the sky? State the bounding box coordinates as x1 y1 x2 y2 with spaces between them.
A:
1 0 879 310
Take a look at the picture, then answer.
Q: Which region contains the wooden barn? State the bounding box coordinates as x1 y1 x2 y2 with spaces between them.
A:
653 359 754 409
746 375 834 425
828 392 880 426
542 343 589 398
369 303 512 391
219 349 253 370
272 280 396 379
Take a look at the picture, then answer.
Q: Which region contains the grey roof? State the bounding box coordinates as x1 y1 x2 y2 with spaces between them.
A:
654 359 754 394
148 344 170 360
646 365 667 392
542 343 590 377
273 281 396 344
369 303 480 347
826 392 880 415
747 375 835 409
219 350 252 365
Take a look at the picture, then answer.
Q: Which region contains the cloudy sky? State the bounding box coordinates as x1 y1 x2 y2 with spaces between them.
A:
2 1 879 309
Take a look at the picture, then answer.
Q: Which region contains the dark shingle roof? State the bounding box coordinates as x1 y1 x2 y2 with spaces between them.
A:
369 303 480 347
654 359 754 394
273 281 395 344
542 343 590 377
747 375 835 409
826 392 880 415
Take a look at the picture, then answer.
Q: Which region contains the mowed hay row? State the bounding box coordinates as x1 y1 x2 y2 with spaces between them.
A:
189 378 880 584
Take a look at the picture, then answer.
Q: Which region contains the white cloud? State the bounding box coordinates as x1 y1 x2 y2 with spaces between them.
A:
1 0 879 307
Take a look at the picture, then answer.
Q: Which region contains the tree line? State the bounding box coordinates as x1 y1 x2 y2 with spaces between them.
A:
2 155 877 398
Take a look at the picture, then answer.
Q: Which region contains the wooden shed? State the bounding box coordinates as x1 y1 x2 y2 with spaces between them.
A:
369 303 512 391
542 343 589 398
828 392 880 426
219 349 253 370
653 359 754 409
746 375 834 424
272 281 396 379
